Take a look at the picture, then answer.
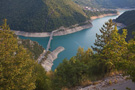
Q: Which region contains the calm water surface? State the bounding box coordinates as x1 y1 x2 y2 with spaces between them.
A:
20 10 126 70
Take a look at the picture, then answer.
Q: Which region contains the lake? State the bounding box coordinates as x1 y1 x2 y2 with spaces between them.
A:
20 10 126 70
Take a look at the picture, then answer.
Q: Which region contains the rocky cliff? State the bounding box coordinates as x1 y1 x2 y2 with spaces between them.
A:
41 47 65 72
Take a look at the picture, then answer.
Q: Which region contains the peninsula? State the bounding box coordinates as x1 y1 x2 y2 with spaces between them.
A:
41 47 65 72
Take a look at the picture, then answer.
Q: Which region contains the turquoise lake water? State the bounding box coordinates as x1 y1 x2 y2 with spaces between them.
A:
19 10 126 70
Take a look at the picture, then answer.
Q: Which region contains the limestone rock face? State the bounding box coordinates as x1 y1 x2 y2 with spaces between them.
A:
41 47 65 72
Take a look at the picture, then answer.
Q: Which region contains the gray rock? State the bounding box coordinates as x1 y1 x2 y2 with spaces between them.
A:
41 47 65 72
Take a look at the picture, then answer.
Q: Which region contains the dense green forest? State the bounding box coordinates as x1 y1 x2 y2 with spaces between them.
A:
1 19 135 90
0 20 50 90
0 0 87 32
115 10 135 41
0 0 118 32
73 0 135 8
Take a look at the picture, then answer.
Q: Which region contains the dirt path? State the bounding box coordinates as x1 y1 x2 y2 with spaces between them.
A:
78 75 135 90
102 80 135 90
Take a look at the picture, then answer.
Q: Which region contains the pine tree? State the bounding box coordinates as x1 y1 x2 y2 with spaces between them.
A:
76 47 85 60
0 19 36 90
76 47 93 64
122 37 135 82
92 19 128 73
91 19 115 53
101 27 127 72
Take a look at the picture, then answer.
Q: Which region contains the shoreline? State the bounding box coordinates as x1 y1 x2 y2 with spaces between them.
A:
13 13 119 37
13 21 92 37
116 8 135 11
91 13 119 20
41 47 65 72
112 20 127 28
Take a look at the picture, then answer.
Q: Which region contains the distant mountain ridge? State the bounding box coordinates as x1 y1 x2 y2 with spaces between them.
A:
0 0 87 32
73 0 135 8
115 10 135 41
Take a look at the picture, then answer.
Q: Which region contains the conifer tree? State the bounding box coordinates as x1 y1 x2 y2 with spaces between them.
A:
122 36 135 82
0 19 36 90
101 27 127 72
76 47 85 60
76 47 93 64
92 19 128 73
91 19 115 53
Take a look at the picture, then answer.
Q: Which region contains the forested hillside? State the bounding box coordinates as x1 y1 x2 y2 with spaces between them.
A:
0 20 50 90
1 19 135 90
115 10 135 41
0 0 119 32
115 10 135 26
0 0 87 32
73 0 135 8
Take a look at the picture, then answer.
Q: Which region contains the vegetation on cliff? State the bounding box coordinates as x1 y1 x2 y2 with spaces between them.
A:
18 39 45 60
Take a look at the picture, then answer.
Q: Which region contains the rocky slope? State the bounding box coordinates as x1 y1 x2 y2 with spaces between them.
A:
18 39 45 60
41 47 65 72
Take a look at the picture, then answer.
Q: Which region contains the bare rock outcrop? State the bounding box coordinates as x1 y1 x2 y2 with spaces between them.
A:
41 47 65 72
